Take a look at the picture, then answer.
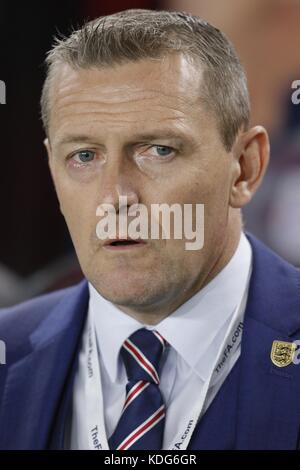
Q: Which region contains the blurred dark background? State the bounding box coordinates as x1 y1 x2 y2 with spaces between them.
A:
0 0 299 306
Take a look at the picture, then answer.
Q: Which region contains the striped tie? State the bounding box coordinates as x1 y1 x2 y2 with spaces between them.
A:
108 328 167 450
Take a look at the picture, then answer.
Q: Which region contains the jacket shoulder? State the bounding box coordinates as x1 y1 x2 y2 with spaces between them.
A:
0 283 84 345
246 232 300 334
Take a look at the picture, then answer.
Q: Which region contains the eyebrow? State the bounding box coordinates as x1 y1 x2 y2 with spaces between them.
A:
54 129 197 149
56 135 100 146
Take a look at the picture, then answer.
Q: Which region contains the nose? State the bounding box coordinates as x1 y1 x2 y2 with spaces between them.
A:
99 158 140 212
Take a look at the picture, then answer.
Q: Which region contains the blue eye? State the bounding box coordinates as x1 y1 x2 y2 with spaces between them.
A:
137 144 176 161
155 146 173 156
74 150 95 163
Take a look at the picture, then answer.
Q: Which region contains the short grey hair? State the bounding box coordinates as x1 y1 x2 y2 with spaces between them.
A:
40 9 250 151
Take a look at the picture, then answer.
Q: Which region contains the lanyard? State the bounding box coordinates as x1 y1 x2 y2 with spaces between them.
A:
84 319 110 450
80 282 248 451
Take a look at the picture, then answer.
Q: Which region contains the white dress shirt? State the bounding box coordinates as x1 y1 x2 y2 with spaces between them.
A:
68 232 252 449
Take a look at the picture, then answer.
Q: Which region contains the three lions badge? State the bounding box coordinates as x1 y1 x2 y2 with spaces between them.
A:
271 340 296 367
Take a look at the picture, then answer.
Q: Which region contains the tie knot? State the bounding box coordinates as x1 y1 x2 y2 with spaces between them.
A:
121 328 167 384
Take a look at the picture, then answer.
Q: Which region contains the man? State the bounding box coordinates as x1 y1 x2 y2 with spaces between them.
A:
0 9 300 450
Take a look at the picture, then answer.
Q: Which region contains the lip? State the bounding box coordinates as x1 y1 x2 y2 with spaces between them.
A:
103 238 148 250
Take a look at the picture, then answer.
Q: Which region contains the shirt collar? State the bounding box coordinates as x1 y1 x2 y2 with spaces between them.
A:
90 232 252 383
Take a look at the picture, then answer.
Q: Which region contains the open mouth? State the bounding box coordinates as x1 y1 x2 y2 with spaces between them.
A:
103 238 147 249
110 239 141 246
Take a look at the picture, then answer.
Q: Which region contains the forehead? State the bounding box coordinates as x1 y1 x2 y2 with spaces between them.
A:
49 54 208 142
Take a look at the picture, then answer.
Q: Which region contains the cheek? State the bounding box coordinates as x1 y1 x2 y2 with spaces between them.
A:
165 155 230 205
54 180 96 242
192 164 231 207
177 165 231 240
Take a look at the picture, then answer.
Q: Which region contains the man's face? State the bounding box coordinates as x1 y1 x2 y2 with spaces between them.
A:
46 54 239 314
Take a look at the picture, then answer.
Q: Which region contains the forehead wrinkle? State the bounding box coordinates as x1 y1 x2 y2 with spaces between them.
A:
50 95 208 144
52 117 196 149
55 105 188 118
50 70 205 138
53 115 190 140
52 99 190 132
53 113 189 140
53 89 198 112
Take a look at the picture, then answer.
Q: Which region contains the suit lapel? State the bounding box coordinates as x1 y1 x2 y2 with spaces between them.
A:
235 234 300 449
236 316 300 449
0 280 89 449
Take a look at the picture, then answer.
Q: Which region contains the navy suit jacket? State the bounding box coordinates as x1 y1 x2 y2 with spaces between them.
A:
1 233 300 450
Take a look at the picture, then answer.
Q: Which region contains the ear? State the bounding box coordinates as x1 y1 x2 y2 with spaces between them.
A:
229 126 270 209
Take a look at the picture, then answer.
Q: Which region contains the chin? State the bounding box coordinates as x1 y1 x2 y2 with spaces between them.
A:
91 273 169 310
